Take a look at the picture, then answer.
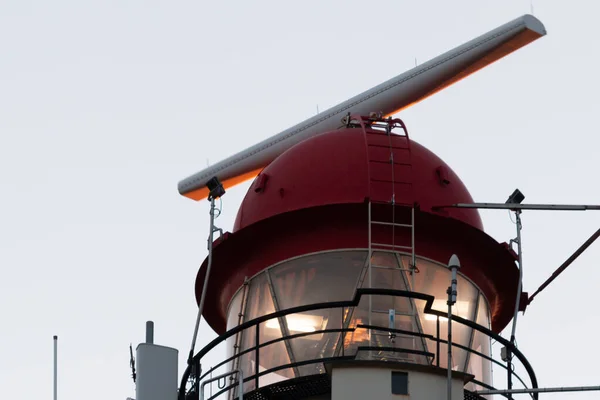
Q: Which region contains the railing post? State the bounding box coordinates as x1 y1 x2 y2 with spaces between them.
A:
507 348 513 400
255 323 260 390
436 316 440 368
341 307 346 357
194 357 201 400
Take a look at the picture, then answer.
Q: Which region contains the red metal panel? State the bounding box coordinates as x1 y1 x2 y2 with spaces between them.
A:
366 133 410 149
369 181 413 204
199 204 519 335
368 146 411 164
234 123 483 233
369 161 412 183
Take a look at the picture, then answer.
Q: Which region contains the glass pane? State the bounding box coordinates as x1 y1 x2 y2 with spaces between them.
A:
344 295 428 364
287 332 341 376
239 273 293 392
270 251 366 377
225 288 244 371
270 251 367 307
368 253 413 314
370 251 398 269
257 341 295 388
466 294 493 387
410 258 478 372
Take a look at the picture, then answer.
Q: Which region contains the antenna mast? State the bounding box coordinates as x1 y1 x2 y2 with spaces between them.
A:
53 335 58 400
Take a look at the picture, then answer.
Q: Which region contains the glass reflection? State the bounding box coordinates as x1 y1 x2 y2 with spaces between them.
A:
225 288 244 373
224 250 493 393
465 293 492 392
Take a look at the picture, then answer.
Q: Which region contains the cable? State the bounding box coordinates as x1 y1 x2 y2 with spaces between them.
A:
509 209 516 224
214 198 223 218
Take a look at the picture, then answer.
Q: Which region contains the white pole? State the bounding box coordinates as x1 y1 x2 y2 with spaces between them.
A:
53 335 58 400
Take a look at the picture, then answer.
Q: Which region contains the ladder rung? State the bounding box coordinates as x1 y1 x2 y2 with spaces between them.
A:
371 221 412 228
371 243 412 250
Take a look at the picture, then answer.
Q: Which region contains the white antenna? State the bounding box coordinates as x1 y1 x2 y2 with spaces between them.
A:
53 335 58 400
316 104 319 114
531 0 534 15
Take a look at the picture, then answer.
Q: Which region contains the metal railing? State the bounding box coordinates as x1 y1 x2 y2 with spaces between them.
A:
179 288 538 400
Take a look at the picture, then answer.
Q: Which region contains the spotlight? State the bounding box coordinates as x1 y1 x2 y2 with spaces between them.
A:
505 189 525 205
206 176 225 200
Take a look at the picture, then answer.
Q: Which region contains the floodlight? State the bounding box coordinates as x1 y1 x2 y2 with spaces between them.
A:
206 176 225 200
506 189 525 205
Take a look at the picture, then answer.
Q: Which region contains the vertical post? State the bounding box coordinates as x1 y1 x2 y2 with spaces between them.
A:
436 317 440 367
195 357 201 400
447 290 453 400
411 207 416 289
53 335 58 400
507 210 522 400
254 324 260 390
446 255 460 400
507 351 513 400
367 202 372 347
146 321 154 344
189 197 217 364
510 210 523 345
341 307 346 357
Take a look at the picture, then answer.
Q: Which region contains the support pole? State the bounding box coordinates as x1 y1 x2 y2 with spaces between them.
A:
528 227 600 304
53 335 58 400
146 321 154 344
446 255 460 400
510 210 523 343
189 197 217 364
507 210 523 399
447 289 453 400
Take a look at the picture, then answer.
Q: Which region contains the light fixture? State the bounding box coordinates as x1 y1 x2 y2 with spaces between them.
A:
505 188 525 204
206 176 225 200
265 314 326 337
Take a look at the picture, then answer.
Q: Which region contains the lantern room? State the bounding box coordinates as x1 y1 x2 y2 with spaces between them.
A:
192 115 522 396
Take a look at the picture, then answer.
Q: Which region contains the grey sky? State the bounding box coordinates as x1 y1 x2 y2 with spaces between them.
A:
1 1 598 399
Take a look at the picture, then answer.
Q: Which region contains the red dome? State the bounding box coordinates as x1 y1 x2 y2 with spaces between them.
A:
197 117 519 334
234 123 482 231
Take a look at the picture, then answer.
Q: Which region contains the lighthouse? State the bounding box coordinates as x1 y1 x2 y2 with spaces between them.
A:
175 14 550 400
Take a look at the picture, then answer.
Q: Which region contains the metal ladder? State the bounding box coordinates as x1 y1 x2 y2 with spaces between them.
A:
363 203 425 362
355 114 426 362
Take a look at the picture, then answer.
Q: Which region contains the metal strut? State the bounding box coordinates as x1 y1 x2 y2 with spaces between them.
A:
475 385 600 395
528 227 600 304
189 196 223 366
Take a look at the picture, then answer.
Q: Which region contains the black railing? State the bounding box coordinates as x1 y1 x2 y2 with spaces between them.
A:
180 288 538 400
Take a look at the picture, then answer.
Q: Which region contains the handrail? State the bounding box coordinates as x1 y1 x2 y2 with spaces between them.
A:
198 328 354 382
201 370 243 400
179 288 538 400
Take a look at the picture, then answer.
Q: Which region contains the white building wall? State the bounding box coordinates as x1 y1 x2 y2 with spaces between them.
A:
332 366 463 400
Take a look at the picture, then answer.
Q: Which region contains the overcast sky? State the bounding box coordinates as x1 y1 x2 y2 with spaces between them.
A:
1 1 599 399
